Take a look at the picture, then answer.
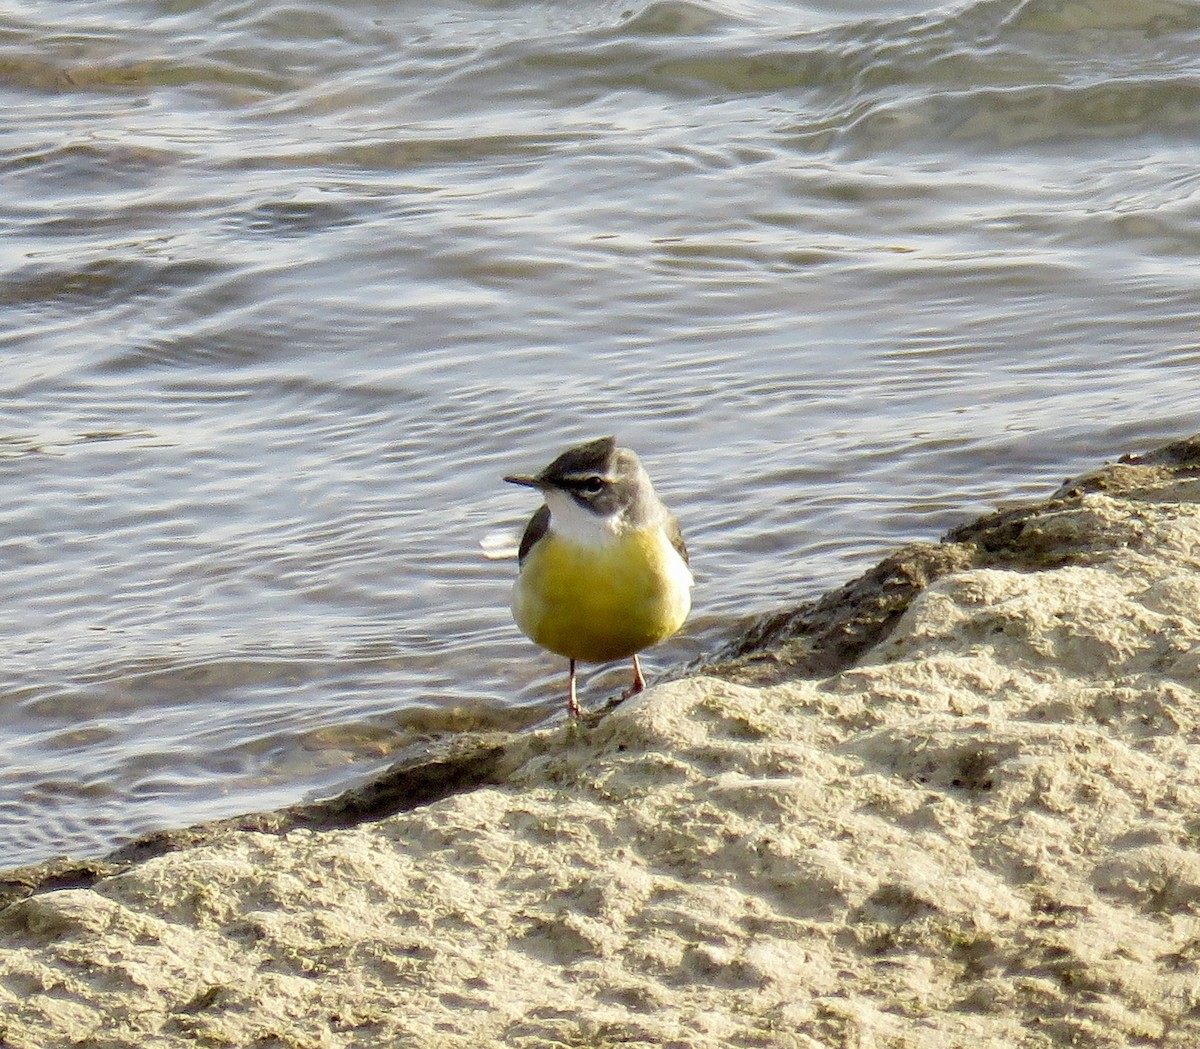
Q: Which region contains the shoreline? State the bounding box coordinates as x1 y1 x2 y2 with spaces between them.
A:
2 432 1199 1047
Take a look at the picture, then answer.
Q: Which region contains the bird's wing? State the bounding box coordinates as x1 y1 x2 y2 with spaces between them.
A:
666 512 689 567
517 504 551 566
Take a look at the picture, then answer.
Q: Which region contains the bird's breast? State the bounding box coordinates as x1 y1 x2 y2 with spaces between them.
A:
511 525 692 663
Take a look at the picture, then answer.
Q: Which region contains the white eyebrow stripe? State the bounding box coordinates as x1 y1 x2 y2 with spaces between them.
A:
556 471 616 483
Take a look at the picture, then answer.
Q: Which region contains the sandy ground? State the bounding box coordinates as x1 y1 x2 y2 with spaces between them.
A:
2 435 1200 1048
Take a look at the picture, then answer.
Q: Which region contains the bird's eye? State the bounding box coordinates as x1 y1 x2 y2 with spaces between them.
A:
582 476 605 494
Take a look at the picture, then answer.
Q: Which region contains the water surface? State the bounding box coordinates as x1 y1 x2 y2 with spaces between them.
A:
3 0 1199 866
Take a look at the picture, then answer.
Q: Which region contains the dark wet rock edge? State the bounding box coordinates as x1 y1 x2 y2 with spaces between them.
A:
0 736 514 909
707 432 1200 685
2 431 1197 910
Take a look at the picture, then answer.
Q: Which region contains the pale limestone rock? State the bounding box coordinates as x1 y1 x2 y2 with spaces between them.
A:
3 440 1200 1047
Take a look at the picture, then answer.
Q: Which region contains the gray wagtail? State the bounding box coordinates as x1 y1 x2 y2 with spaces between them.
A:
505 436 692 717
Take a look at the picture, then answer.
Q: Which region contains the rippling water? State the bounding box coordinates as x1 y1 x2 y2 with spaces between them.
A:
2 0 1198 866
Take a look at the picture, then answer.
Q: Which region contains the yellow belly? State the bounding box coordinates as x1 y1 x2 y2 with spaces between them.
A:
512 527 692 664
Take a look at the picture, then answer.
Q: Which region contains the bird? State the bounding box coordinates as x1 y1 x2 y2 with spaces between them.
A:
504 436 692 717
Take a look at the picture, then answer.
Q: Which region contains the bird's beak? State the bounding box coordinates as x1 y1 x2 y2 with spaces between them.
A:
504 474 547 490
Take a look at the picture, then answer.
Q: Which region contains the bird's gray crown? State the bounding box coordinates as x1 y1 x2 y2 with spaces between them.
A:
535 436 658 525
539 436 619 485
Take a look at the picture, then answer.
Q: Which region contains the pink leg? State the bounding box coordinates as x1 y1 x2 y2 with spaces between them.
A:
567 658 581 718
622 653 646 700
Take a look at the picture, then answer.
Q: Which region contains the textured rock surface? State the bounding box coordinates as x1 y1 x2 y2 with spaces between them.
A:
2 435 1199 1048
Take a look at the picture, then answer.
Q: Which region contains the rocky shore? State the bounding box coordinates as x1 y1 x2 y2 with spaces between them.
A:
2 434 1199 1048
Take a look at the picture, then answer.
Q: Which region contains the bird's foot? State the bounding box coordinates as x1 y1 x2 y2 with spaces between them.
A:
619 681 644 701
620 654 647 701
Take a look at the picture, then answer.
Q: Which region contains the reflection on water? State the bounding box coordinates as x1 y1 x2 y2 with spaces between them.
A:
2 0 1199 866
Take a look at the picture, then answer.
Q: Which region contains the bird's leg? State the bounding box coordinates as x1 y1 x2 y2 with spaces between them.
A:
567 658 581 718
621 653 646 701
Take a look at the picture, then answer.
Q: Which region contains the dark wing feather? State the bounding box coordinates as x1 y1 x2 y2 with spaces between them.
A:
517 504 551 566
666 513 689 567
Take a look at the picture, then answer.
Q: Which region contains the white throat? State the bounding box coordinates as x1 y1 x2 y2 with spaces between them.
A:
543 489 622 548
